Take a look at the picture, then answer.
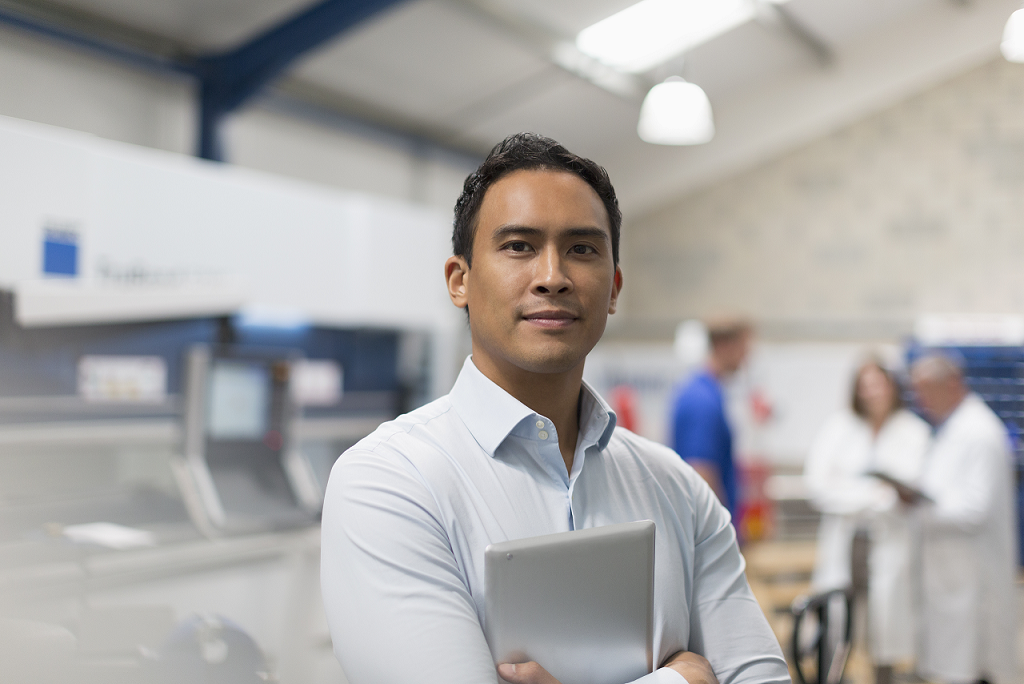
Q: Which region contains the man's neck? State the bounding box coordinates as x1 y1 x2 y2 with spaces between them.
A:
933 390 969 427
706 356 729 381
471 353 583 476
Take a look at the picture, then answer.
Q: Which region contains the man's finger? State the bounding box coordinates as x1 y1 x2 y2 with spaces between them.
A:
497 661 561 684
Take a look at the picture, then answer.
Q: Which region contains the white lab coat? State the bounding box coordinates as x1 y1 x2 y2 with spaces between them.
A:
916 393 1018 684
805 408 931 663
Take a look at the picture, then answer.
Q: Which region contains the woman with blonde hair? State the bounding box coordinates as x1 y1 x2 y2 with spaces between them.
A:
805 358 931 684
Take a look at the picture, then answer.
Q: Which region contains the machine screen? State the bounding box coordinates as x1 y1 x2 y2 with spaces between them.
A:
206 361 269 440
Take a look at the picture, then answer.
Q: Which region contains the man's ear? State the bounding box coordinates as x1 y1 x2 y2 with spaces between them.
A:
445 255 470 309
608 266 623 315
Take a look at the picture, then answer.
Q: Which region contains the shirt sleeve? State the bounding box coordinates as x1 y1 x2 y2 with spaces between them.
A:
686 476 791 684
321 448 498 684
632 669 688 683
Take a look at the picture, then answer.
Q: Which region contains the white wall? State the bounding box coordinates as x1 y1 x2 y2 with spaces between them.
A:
226 105 476 212
0 24 477 216
585 340 893 465
0 25 193 155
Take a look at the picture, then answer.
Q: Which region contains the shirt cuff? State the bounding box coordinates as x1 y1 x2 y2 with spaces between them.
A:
629 667 689 684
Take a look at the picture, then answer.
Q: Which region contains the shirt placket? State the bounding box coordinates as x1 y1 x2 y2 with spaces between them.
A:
529 417 574 528
518 404 608 531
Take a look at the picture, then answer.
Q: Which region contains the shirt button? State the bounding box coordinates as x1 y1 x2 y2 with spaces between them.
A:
536 420 544 428
538 430 549 440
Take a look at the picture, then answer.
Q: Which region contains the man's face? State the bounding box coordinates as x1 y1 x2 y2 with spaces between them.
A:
715 334 751 377
911 373 964 424
445 169 622 377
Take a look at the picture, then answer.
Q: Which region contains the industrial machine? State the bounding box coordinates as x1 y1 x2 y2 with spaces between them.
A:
0 292 422 682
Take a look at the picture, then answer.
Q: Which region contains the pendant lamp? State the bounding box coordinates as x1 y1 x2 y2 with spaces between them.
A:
1003 8 1024 62
637 76 715 145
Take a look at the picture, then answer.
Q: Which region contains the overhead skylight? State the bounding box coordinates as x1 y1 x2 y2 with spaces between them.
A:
576 0 763 73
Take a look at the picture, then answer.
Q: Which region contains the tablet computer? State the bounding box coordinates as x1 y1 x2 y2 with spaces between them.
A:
484 520 656 684
865 470 933 503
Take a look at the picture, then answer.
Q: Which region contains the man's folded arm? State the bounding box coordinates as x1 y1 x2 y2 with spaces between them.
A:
686 477 791 684
321 450 498 684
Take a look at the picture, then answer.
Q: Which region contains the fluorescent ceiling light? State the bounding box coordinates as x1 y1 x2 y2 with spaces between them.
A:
1002 9 1024 62
637 77 715 145
577 0 758 73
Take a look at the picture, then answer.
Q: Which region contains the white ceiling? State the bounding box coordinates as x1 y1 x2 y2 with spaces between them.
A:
12 0 1021 215
44 0 314 48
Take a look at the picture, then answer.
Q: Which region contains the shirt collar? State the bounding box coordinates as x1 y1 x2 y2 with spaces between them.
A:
448 356 617 457
697 367 722 390
933 392 976 435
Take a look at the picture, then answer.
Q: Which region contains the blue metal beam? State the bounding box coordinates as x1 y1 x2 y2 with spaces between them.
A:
196 0 408 161
0 0 468 165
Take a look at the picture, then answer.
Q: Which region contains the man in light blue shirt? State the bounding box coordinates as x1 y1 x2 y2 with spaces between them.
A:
320 133 789 684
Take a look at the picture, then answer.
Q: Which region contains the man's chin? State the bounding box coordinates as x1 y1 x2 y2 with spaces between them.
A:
511 345 592 375
473 327 604 377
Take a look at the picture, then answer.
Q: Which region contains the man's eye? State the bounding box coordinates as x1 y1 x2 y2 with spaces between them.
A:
506 241 531 252
571 245 596 255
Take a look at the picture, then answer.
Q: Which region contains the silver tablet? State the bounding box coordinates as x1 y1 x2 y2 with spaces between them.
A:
484 520 655 684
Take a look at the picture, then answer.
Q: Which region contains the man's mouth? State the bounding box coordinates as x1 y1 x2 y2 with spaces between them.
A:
522 310 579 328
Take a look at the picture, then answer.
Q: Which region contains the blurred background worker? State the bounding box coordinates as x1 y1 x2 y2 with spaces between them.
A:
670 319 752 522
804 359 930 684
909 354 1018 684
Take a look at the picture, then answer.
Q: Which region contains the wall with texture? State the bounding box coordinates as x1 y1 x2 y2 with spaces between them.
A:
620 57 1024 340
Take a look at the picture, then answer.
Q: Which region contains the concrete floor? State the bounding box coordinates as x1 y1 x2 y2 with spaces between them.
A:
744 539 1024 684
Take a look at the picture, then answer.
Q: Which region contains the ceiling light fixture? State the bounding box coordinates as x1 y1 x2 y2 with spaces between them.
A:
637 76 715 145
577 0 762 74
1002 8 1024 62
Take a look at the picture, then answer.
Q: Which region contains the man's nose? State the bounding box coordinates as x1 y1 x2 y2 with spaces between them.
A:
533 247 572 295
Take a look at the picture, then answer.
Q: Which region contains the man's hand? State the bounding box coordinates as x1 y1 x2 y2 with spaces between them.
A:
892 482 921 505
498 652 719 684
497 661 560 684
662 650 719 684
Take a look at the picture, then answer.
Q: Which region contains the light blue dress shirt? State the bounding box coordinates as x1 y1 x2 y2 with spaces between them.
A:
321 357 789 684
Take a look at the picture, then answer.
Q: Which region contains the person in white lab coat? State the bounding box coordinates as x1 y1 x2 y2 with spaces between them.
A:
909 353 1018 684
805 359 931 684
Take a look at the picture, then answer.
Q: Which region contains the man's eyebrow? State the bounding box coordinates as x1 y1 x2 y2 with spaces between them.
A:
564 227 610 242
491 225 544 240
491 225 610 241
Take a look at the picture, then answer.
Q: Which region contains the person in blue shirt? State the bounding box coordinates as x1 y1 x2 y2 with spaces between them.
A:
671 320 751 521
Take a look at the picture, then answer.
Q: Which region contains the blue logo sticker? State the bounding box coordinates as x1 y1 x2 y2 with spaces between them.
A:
43 228 78 277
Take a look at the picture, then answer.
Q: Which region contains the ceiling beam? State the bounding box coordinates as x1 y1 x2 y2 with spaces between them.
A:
754 1 835 68
267 76 488 160
0 0 480 165
195 0 409 161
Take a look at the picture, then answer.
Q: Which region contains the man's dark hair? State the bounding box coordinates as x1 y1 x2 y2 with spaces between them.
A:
706 318 752 348
452 133 621 267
